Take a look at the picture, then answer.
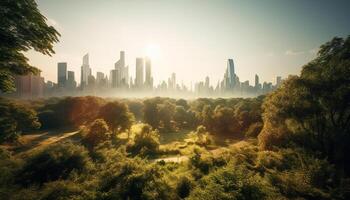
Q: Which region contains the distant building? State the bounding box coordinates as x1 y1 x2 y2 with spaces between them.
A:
227 59 235 89
57 62 67 88
66 71 76 90
276 76 282 87
114 51 129 87
144 57 153 89
135 57 144 88
255 74 259 88
14 73 44 99
81 53 91 88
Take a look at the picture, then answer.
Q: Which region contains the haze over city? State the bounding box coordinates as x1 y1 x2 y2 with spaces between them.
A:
26 0 350 87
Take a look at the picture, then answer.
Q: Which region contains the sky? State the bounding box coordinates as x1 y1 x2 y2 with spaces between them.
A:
26 0 350 87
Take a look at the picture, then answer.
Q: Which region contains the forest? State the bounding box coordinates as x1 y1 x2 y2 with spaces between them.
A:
1 36 350 199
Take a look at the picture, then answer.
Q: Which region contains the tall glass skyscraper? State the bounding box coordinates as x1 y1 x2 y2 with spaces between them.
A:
227 59 235 89
81 53 91 88
135 57 144 88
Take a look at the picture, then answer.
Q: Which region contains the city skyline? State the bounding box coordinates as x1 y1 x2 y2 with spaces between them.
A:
25 0 350 87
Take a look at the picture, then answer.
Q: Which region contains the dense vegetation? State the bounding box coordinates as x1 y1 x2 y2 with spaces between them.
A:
1 1 349 198
1 36 350 199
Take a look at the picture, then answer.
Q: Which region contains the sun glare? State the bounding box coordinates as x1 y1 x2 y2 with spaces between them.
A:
145 44 161 59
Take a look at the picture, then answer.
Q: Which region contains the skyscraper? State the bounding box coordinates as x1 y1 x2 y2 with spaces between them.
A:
255 74 259 88
114 51 129 87
135 57 144 88
81 53 91 88
67 71 76 89
96 72 104 84
145 57 153 89
171 73 176 90
57 62 67 87
227 59 235 89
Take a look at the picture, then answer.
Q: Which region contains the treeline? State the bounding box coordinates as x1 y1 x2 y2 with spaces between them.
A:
0 95 265 144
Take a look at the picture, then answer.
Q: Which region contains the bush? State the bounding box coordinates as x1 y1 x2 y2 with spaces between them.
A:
188 165 277 200
16 142 92 186
97 158 174 200
176 176 194 199
245 122 263 138
127 124 160 157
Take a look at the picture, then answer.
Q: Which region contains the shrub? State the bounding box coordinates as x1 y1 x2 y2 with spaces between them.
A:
245 122 263 138
127 124 160 157
16 142 92 186
176 176 194 199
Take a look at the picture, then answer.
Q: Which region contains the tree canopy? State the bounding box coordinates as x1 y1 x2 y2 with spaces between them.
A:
259 36 350 173
0 0 60 92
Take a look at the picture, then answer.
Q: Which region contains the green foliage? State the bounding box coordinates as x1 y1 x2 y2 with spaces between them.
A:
126 100 144 121
0 0 60 92
176 176 194 199
259 36 350 173
188 165 277 200
245 122 263 138
97 155 173 200
0 98 40 143
83 119 111 148
16 142 92 186
127 124 160 157
38 96 105 129
99 101 134 134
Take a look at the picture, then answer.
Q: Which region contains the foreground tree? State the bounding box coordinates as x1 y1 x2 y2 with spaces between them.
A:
259 36 350 173
0 0 60 92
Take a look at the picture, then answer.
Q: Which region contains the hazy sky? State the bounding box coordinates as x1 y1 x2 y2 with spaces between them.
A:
26 0 350 87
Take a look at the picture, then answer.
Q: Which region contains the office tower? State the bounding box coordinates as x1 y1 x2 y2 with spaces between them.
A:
96 72 104 84
114 51 129 87
81 53 91 88
227 59 235 89
57 62 67 87
171 73 176 90
145 57 153 88
276 76 282 87
205 76 210 89
15 73 44 99
110 69 117 88
67 71 76 89
255 74 259 87
135 57 144 88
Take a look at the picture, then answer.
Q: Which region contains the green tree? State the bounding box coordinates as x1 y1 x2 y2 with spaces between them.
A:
83 119 110 147
157 101 176 131
0 0 60 92
0 99 40 143
99 101 134 136
127 124 160 157
259 36 350 173
211 106 242 137
143 98 160 128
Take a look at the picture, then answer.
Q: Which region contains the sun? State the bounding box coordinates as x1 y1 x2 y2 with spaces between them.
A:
145 44 161 60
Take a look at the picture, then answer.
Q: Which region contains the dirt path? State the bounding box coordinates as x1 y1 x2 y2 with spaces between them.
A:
6 130 79 157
